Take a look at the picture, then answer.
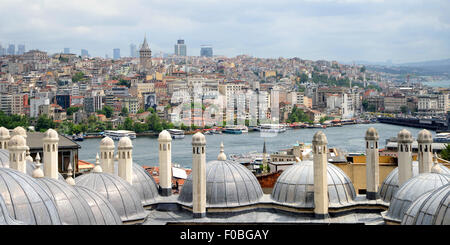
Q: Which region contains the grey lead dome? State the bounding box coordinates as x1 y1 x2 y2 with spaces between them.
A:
0 167 61 225
75 172 147 223
179 159 263 208
401 183 450 225
0 192 24 225
271 161 356 208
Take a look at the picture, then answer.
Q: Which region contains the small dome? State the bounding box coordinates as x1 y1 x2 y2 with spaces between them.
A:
8 135 27 148
12 127 27 138
158 130 172 141
0 127 10 138
397 129 413 143
35 177 97 225
417 129 433 143
75 172 147 223
0 168 61 225
271 160 356 208
26 161 65 181
312 131 328 145
113 162 160 207
401 184 450 225
179 159 263 208
192 132 206 145
0 192 24 225
74 186 123 225
384 173 450 222
44 129 59 140
365 127 379 140
100 136 115 147
118 137 132 148
379 161 450 202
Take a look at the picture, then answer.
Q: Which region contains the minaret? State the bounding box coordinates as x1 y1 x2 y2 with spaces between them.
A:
43 129 59 180
312 131 329 219
365 127 380 200
262 139 268 173
192 132 206 218
8 135 27 173
397 129 413 186
118 137 133 184
65 162 75 186
0 127 10 149
12 126 27 139
100 137 115 174
417 129 433 174
158 130 172 196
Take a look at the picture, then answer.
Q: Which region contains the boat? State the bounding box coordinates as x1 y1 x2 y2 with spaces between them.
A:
434 132 450 143
223 125 248 134
72 134 84 141
104 130 137 140
167 129 185 139
258 124 287 133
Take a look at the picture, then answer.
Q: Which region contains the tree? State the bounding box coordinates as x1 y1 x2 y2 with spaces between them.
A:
440 144 450 161
72 72 85 83
66 106 80 116
120 107 129 117
123 117 134 131
36 114 55 132
400 105 409 114
103 106 113 118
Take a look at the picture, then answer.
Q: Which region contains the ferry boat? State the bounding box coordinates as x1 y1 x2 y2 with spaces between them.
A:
257 124 287 133
167 129 185 139
434 132 450 143
104 130 137 140
223 125 248 134
72 133 84 141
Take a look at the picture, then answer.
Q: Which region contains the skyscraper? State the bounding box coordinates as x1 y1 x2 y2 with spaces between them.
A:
81 49 89 58
64 48 70 54
7 44 15 55
130 44 136 58
200 45 213 57
0 44 4 56
113 48 121 60
174 39 187 56
17 44 25 55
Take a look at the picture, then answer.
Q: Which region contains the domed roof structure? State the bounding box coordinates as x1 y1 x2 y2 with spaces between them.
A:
118 137 132 148
8 135 27 148
312 131 328 145
12 127 27 138
384 173 450 222
74 185 123 225
0 192 24 225
178 159 263 208
113 162 159 207
271 160 356 208
158 130 172 141
192 132 206 145
100 136 114 147
397 129 413 143
417 129 433 143
0 149 9 168
0 167 61 225
35 176 97 225
401 183 450 225
365 127 379 140
0 127 9 138
44 128 58 140
75 170 147 223
379 162 450 202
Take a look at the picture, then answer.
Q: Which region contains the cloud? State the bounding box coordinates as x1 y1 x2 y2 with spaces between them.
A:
0 0 448 62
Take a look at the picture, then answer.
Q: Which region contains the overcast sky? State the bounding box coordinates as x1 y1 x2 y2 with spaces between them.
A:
0 0 449 63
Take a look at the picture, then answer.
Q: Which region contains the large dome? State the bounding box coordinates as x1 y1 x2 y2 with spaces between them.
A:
0 192 24 225
36 177 97 225
178 159 263 208
0 149 9 168
113 162 159 207
379 161 450 203
0 167 61 225
75 171 147 223
271 160 356 208
401 183 450 225
384 173 450 223
74 185 123 225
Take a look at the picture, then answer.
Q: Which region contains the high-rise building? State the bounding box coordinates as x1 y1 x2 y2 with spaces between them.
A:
113 48 121 60
17 45 25 55
139 36 152 74
174 39 187 56
0 44 4 56
64 48 70 54
81 49 89 58
130 44 136 58
7 44 15 55
200 45 213 57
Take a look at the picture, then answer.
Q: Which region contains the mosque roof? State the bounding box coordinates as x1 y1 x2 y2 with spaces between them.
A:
0 193 24 225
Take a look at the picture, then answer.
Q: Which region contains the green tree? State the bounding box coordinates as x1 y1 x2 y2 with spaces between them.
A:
121 107 129 117
36 114 55 132
72 72 85 83
400 105 409 114
441 144 450 161
103 106 113 118
66 106 80 116
123 117 134 130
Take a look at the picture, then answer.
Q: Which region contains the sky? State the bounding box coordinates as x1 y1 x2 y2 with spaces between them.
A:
0 0 449 63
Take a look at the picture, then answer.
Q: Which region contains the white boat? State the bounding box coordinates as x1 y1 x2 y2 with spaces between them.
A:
104 130 137 140
434 132 450 143
258 124 287 133
223 125 248 134
167 129 185 139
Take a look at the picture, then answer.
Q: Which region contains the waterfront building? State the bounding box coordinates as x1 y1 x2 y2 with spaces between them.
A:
384 94 407 112
174 39 187 56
